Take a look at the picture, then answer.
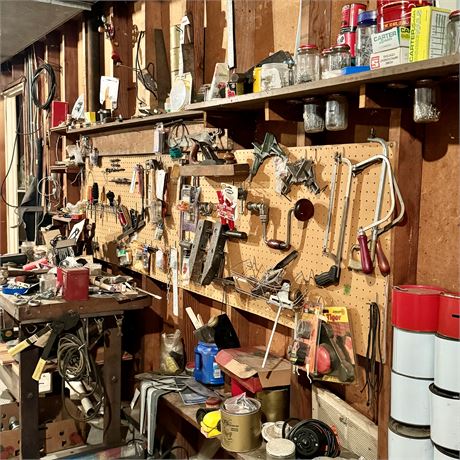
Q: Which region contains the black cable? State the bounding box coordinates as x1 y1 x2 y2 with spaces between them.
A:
31 63 56 110
284 419 340 459
160 445 190 459
361 301 382 415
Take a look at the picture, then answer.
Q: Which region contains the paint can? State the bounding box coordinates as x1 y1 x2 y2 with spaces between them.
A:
221 397 262 452
392 285 442 332
434 444 460 460
393 327 435 378
435 334 460 393
256 387 290 423
388 418 432 460
438 293 460 339
430 384 460 451
377 1 433 31
342 3 367 28
391 370 432 426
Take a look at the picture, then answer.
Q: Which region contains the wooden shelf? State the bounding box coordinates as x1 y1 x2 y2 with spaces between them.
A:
61 110 204 136
50 164 81 174
186 56 460 113
180 163 250 179
49 125 67 135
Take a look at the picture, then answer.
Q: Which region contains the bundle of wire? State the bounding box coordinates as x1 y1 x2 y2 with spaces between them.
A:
283 418 340 458
57 329 104 422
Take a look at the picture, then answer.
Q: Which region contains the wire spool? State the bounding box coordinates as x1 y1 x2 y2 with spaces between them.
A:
388 418 432 460
390 370 432 426
392 285 442 332
392 327 435 378
430 384 460 451
284 419 340 459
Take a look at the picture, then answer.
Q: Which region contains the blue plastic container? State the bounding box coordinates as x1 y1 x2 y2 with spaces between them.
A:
194 342 224 385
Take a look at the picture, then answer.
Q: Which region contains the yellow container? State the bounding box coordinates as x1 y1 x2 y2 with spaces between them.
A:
220 398 262 452
253 67 262 93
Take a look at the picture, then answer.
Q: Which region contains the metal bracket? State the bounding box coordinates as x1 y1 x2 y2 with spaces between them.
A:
280 158 321 196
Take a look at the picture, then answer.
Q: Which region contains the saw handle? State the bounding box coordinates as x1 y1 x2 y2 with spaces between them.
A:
358 230 373 274
376 239 390 276
267 239 290 251
224 230 247 241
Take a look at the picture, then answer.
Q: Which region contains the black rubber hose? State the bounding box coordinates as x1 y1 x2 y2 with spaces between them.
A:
31 63 56 110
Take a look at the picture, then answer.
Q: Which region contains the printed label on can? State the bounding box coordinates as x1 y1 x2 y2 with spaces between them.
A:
213 363 222 379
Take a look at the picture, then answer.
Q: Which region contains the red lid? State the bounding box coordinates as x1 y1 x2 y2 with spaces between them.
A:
332 44 350 51
392 285 442 332
439 293 460 339
299 44 318 50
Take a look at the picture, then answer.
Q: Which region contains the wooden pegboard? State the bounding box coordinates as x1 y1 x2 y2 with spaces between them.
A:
86 135 395 358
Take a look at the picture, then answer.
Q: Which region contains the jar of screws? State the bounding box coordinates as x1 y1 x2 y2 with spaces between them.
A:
303 98 325 133
413 79 440 123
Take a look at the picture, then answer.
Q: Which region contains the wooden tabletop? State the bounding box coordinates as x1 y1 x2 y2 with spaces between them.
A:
0 292 151 324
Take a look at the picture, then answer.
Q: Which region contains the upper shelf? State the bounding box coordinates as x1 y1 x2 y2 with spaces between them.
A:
186 55 460 112
49 110 204 136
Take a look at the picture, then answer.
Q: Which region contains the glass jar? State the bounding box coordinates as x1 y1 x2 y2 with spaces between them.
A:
413 79 440 123
303 98 325 133
325 94 348 131
261 63 289 91
295 44 320 83
329 44 352 71
447 10 460 55
320 48 332 79
356 10 378 66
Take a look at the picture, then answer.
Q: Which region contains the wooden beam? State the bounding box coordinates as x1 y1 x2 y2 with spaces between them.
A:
234 0 256 72
62 20 79 107
377 108 424 459
307 0 332 51
0 98 7 254
264 100 303 122
359 84 411 110
185 0 205 92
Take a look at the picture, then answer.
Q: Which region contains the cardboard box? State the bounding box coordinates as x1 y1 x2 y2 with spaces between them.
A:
215 346 291 394
409 6 450 61
371 27 410 53
370 47 409 69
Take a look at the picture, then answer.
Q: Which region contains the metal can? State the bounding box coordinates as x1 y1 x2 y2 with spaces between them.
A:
377 0 433 31
388 419 432 460
221 398 262 452
342 3 367 28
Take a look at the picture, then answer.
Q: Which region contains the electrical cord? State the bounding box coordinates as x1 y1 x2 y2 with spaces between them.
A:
31 63 56 110
282 418 340 459
160 445 190 459
57 329 105 422
361 301 382 416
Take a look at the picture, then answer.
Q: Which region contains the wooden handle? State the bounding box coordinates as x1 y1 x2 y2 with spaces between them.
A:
267 239 290 251
376 239 390 276
358 231 373 274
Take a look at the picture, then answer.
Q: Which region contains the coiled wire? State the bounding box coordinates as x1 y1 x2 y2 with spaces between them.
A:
283 418 340 458
31 63 56 110
57 330 104 422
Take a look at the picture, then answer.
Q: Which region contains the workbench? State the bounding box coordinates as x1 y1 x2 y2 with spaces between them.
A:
0 292 151 459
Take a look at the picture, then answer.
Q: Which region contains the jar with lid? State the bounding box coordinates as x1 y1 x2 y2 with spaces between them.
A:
446 10 460 55
329 44 352 71
295 44 320 83
303 98 325 133
356 10 377 66
413 79 440 123
320 48 332 79
325 94 348 131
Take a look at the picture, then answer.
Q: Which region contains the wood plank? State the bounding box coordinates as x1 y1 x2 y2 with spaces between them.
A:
187 56 460 112
112 2 135 119
103 324 122 446
377 108 424 459
234 0 256 72
179 163 249 178
0 98 7 254
417 81 460 292
186 0 205 92
308 0 332 52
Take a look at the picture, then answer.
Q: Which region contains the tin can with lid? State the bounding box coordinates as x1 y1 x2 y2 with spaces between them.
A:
342 3 367 28
337 27 357 58
377 0 433 31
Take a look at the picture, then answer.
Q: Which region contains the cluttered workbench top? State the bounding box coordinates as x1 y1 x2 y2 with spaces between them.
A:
0 291 151 323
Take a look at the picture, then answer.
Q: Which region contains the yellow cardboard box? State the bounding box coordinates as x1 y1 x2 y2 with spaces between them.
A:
409 6 450 62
